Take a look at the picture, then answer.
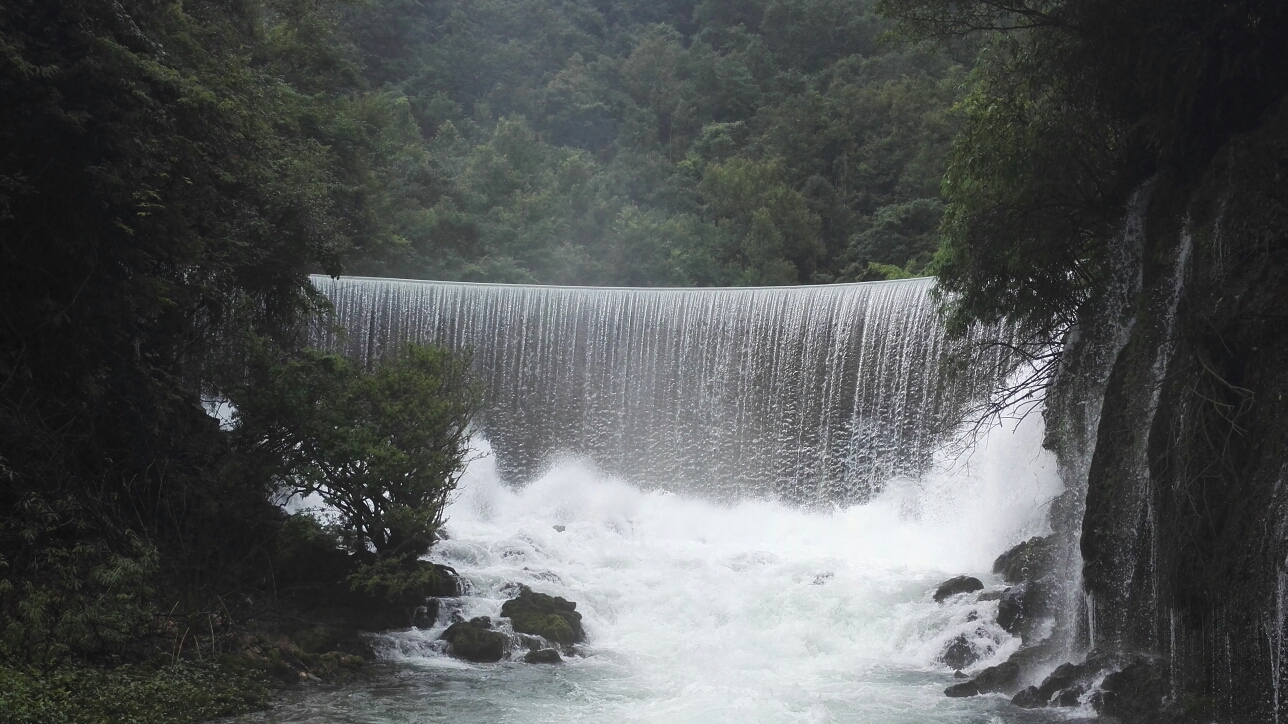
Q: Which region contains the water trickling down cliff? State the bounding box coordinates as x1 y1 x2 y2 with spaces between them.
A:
1039 101 1288 722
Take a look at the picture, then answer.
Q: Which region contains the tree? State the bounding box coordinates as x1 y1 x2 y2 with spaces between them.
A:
878 0 1288 334
232 345 477 565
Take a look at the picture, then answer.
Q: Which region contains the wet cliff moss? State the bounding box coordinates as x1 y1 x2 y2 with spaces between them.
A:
1066 98 1288 721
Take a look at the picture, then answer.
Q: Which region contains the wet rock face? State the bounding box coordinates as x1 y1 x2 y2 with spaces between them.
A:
940 635 979 670
1009 655 1174 721
992 536 1058 585
995 578 1059 644
501 585 585 644
1011 660 1099 709
1056 105 1288 722
523 648 562 664
995 584 1029 635
933 575 984 603
944 661 1021 697
1095 658 1168 720
441 617 506 662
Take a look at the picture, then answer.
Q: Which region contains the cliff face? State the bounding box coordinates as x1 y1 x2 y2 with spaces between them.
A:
1048 100 1288 720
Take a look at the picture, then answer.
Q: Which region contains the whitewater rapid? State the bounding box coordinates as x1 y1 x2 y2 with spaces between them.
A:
244 409 1073 724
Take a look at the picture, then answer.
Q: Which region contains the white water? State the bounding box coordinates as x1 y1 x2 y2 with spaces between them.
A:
312 276 1018 506
247 277 1081 722
244 408 1068 724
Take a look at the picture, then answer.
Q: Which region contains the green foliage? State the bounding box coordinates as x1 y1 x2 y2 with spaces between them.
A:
847 198 943 276
334 0 969 285
500 585 585 644
0 0 476 674
0 532 157 666
347 556 456 602
0 661 268 724
879 0 1288 334
698 157 820 283
232 345 477 563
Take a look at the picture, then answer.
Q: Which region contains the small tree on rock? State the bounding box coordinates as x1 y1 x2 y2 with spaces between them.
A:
233 344 477 581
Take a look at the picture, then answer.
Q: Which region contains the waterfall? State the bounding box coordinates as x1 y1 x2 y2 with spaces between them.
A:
311 275 1015 506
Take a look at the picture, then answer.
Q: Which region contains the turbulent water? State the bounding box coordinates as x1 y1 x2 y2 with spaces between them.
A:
240 417 1070 724
311 276 1015 506
251 277 1082 723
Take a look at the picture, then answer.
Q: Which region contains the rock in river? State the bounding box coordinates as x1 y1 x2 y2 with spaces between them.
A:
501 585 585 644
933 575 984 602
441 616 505 662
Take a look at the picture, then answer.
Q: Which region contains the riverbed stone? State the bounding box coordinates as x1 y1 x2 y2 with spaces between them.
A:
996 584 1027 633
992 536 1058 584
944 660 1021 697
1095 657 1167 719
933 575 984 602
441 618 506 662
501 585 584 644
940 635 979 670
524 648 563 664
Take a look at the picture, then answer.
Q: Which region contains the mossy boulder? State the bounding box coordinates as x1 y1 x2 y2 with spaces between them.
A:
440 617 505 662
523 648 563 664
500 585 584 645
291 626 342 655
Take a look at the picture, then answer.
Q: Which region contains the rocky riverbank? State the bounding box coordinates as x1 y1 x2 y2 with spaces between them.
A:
941 98 1288 723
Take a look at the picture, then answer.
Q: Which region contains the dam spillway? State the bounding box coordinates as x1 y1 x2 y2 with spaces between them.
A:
310 275 1015 505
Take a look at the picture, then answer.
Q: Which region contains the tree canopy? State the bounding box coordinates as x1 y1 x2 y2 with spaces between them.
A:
878 0 1288 336
333 0 969 285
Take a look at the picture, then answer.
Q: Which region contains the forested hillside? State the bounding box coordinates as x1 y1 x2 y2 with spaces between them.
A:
332 0 968 284
326 0 967 285
0 3 961 714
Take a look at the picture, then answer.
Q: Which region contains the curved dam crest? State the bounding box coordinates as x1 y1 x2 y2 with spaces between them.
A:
310 275 1017 505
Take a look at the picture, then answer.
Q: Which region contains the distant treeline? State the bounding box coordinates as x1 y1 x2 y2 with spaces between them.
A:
323 0 968 285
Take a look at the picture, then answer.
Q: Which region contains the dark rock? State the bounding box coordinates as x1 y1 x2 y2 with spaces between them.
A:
992 536 1058 584
291 626 342 654
1032 661 1087 703
977 590 1005 602
523 648 563 664
1004 655 1115 710
943 660 1021 697
441 619 506 662
553 525 566 533
430 564 462 597
996 585 1026 633
1096 658 1167 720
953 670 969 679
411 599 440 628
468 616 492 628
501 584 585 644
995 581 1056 641
344 561 462 631
1054 685 1085 707
1012 686 1043 708
973 660 1022 694
940 635 980 670
1005 642 1058 673
933 575 984 603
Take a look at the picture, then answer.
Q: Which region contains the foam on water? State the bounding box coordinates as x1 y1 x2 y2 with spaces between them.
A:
275 409 1067 724
256 276 1074 722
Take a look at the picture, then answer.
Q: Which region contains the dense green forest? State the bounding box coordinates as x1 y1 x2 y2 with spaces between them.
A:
0 1 962 718
3 0 1285 721
332 0 966 285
